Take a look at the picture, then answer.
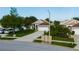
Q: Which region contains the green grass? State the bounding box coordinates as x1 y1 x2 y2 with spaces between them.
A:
0 37 16 40
33 40 42 43
52 36 74 42
7 29 35 37
51 41 76 48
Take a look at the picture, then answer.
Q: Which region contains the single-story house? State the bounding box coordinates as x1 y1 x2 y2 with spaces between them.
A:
32 20 49 31
60 19 79 35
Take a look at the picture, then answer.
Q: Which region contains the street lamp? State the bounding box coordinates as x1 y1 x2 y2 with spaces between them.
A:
48 10 51 43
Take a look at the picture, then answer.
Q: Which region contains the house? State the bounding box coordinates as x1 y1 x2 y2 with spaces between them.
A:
32 20 49 31
60 19 79 35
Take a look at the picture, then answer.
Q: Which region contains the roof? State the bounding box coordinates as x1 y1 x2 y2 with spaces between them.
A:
72 23 79 27
32 20 49 25
60 19 79 27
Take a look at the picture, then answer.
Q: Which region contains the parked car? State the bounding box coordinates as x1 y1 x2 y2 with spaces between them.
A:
0 28 4 34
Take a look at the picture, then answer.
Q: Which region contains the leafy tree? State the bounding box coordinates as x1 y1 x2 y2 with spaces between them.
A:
54 21 60 26
1 7 20 35
45 18 52 23
29 16 38 23
24 16 38 28
50 21 72 38
73 17 79 21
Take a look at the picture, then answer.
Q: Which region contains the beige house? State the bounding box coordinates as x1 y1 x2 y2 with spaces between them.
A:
32 20 49 31
60 19 79 35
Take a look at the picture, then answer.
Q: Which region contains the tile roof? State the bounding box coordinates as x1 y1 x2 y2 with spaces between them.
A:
32 20 49 25
61 19 79 27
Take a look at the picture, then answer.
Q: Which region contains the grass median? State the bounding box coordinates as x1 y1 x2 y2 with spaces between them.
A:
51 41 76 48
52 36 74 42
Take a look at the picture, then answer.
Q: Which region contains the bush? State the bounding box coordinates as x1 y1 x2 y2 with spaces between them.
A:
44 31 48 35
71 31 75 35
33 40 42 43
52 36 74 42
37 36 41 38
51 41 76 48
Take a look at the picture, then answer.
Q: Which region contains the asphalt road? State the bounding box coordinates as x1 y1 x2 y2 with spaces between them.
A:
0 40 75 51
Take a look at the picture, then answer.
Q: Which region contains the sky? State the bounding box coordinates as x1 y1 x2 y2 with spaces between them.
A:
0 7 79 21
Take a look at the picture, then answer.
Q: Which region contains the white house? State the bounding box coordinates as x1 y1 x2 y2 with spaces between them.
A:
60 19 79 35
32 20 49 31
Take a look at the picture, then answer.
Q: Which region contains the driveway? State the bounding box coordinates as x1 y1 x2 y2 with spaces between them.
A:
0 40 75 51
15 31 44 42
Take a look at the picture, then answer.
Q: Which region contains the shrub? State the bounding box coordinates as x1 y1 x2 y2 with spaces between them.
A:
33 40 42 43
71 31 75 35
44 31 48 35
37 36 41 38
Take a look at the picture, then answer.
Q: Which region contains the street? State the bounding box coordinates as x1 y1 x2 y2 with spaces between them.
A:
0 40 75 51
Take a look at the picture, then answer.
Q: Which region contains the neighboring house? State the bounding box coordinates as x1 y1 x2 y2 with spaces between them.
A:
60 19 79 35
32 20 49 31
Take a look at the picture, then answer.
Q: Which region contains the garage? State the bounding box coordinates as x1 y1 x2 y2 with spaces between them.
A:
32 20 49 31
38 25 49 31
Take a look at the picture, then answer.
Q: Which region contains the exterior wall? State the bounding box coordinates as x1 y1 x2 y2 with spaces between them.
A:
38 25 49 31
72 27 79 35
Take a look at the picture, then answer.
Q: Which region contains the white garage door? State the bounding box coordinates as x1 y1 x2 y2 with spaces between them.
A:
72 27 79 35
38 27 49 31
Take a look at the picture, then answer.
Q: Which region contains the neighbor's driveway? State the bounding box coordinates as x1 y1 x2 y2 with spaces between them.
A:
15 31 44 42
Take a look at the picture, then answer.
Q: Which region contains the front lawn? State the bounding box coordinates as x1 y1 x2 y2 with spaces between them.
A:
52 36 74 42
7 29 35 37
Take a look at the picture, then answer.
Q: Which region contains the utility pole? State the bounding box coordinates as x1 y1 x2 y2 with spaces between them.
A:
48 10 51 43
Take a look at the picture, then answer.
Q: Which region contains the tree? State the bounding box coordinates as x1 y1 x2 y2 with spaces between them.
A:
45 18 52 23
54 21 60 26
24 16 38 28
73 17 79 21
45 18 49 22
29 16 38 23
1 15 12 28
10 7 18 16
50 21 72 38
1 7 20 35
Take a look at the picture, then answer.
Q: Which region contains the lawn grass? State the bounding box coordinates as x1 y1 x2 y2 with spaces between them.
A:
7 29 35 37
51 41 76 48
0 37 16 40
52 36 74 42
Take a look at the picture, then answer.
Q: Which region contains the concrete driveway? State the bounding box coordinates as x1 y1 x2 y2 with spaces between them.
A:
15 31 44 42
0 40 75 51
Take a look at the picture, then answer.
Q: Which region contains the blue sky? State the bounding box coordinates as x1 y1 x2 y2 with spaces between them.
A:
0 7 79 21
